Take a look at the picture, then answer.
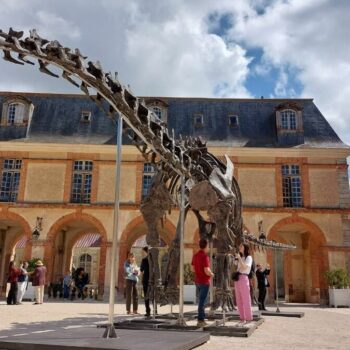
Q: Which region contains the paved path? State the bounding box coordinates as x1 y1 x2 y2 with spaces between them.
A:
1 300 349 350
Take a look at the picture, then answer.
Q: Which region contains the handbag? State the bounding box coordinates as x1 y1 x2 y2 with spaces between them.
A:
231 271 240 281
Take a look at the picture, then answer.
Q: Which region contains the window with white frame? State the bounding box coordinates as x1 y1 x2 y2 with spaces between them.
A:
79 253 92 276
71 161 93 204
151 106 162 121
142 163 156 198
81 111 91 123
7 103 26 125
0 159 22 202
280 109 297 130
282 164 303 208
194 114 204 127
228 115 239 127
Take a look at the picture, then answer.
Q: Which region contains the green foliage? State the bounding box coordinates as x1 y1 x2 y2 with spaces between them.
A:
324 268 350 289
27 258 42 273
184 263 195 285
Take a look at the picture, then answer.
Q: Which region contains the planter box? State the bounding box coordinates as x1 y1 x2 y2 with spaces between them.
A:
23 282 36 301
329 288 350 307
184 285 197 304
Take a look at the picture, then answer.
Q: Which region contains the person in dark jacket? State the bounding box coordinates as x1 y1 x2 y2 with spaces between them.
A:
140 246 158 317
32 260 47 305
140 247 151 317
74 268 89 299
7 261 21 305
255 263 270 311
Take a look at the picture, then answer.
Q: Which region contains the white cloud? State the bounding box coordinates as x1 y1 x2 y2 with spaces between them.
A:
228 0 350 145
0 0 252 98
0 0 349 151
36 11 80 39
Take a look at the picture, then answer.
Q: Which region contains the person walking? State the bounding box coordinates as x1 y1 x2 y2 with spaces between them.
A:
6 261 21 305
124 252 140 315
256 263 270 311
234 243 253 324
32 260 47 305
17 261 29 304
191 238 214 327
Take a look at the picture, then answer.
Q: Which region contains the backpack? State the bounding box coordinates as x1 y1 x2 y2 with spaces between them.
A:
248 259 255 279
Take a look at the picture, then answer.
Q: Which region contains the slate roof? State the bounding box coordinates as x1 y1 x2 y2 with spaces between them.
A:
0 92 348 149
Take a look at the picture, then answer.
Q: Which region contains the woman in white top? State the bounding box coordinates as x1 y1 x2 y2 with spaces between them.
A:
234 243 253 323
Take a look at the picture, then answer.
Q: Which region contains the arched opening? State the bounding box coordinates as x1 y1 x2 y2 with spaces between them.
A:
130 234 168 285
72 234 101 286
44 213 107 298
0 213 31 296
267 216 328 303
118 216 176 291
12 236 29 266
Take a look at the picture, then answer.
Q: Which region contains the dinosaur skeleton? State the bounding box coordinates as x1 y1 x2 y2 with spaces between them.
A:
0 28 295 310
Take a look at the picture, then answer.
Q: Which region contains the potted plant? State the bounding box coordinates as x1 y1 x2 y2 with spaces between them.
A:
183 263 196 304
324 268 350 307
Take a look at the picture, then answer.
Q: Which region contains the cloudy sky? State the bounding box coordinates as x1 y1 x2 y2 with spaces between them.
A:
1 0 350 149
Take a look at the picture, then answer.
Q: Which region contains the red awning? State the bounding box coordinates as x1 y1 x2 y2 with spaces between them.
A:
74 233 101 248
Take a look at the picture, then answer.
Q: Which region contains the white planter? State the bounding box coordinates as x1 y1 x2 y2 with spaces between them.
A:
24 282 36 301
184 285 197 304
329 288 350 307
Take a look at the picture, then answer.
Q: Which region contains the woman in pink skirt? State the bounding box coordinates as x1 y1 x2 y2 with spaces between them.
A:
234 243 253 323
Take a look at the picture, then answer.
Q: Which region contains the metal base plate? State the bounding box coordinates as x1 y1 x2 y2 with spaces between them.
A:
261 311 305 318
0 326 209 350
103 313 264 338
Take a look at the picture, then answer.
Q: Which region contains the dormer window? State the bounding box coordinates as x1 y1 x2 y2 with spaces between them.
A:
81 111 91 123
144 98 168 123
281 109 297 130
151 106 162 121
275 102 304 146
228 115 239 128
1 96 34 127
7 103 26 125
194 114 204 127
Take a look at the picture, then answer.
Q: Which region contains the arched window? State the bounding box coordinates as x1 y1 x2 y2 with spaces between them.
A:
7 103 26 125
280 109 297 130
151 106 162 121
79 253 92 276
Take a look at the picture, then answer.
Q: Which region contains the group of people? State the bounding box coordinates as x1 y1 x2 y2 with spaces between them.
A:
7 259 47 305
124 240 270 326
62 267 90 300
123 247 156 316
192 238 270 326
6 259 90 304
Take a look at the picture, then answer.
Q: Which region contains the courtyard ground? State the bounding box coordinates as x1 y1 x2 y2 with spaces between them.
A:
1 299 349 350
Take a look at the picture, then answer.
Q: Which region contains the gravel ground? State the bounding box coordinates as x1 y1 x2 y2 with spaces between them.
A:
1 300 349 350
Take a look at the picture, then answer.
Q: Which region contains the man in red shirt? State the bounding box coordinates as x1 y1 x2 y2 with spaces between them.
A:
191 238 214 327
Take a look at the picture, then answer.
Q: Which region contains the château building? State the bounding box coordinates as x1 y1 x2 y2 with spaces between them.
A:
0 91 349 303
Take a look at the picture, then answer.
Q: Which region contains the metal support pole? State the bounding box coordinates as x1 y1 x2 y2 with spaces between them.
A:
103 116 123 338
208 240 214 317
177 175 186 326
274 249 280 313
152 296 156 320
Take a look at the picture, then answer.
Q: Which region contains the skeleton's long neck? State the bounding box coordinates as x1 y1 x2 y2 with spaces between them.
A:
0 28 191 177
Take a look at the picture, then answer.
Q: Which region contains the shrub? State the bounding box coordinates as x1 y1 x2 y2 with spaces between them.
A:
27 258 43 273
324 268 350 289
